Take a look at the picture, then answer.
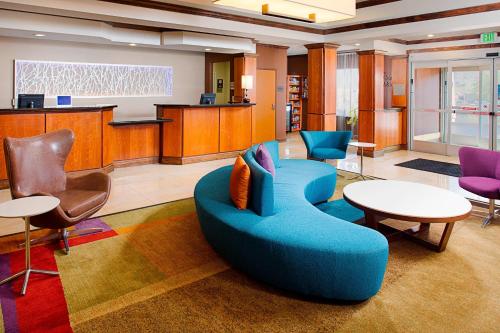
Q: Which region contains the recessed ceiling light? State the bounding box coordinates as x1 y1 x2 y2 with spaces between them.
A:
205 48 212 51
354 43 360 46
33 33 45 37
427 34 435 38
128 43 137 46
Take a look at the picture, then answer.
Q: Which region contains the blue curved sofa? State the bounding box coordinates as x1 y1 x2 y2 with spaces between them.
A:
194 142 388 301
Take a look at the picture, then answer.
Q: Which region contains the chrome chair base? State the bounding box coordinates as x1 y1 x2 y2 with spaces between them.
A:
481 199 497 228
19 227 103 254
0 268 59 295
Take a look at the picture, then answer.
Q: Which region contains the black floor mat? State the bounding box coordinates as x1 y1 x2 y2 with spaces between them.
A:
395 158 462 177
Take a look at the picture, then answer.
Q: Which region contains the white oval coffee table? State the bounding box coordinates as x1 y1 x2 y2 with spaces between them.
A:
0 196 60 295
343 180 472 252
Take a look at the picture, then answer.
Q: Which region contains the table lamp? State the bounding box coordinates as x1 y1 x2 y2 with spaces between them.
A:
241 75 253 103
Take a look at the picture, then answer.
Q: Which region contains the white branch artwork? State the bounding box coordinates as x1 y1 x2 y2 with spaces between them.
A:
15 60 173 98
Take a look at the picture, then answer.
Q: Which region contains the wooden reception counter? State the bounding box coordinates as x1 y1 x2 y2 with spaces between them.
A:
0 103 256 188
156 103 255 164
0 105 172 188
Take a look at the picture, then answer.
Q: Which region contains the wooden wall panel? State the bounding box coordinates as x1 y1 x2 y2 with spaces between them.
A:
183 108 219 157
0 114 45 180
256 44 287 140
113 125 160 161
102 109 114 167
220 106 252 152
307 48 324 115
391 57 408 108
160 108 183 158
306 44 338 130
234 55 257 103
358 55 375 111
46 112 102 171
374 54 385 111
324 47 337 115
358 110 375 144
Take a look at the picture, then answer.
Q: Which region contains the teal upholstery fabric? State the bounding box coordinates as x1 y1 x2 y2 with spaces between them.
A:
251 141 280 168
194 157 389 301
316 199 365 223
300 131 352 160
243 150 275 217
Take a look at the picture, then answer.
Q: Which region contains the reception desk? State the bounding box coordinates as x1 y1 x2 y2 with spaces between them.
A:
0 103 256 188
156 103 255 164
0 106 171 188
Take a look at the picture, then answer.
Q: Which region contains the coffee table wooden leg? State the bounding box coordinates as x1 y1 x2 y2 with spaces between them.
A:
364 212 377 230
437 222 455 252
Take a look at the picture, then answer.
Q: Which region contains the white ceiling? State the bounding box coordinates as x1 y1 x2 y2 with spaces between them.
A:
0 0 498 55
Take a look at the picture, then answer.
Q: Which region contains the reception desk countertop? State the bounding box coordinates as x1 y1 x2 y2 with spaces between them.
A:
154 103 256 108
0 105 117 114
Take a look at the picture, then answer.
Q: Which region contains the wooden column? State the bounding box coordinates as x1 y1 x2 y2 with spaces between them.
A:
234 54 257 103
305 43 339 131
358 50 385 156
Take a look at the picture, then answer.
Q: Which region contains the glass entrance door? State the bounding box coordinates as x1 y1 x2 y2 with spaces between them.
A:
411 58 499 155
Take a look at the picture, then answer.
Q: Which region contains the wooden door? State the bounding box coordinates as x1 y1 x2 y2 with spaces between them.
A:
254 69 276 144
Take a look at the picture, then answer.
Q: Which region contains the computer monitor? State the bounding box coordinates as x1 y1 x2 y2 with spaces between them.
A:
199 93 216 105
57 95 72 107
17 94 44 109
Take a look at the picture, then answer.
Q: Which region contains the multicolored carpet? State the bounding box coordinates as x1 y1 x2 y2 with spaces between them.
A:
0 177 499 332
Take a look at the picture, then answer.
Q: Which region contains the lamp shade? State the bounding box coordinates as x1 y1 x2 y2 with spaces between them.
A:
241 75 254 89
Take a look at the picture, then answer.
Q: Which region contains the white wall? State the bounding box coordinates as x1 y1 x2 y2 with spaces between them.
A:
0 36 205 119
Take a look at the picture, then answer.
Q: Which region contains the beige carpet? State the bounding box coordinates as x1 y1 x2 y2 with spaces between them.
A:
74 176 500 332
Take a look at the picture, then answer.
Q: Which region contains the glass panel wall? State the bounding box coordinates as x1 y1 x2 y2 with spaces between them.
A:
336 52 359 137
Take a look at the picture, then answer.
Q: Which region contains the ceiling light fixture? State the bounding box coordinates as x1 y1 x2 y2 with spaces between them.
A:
354 43 360 46
205 48 212 51
33 33 46 37
213 0 356 24
128 43 137 46
427 34 435 38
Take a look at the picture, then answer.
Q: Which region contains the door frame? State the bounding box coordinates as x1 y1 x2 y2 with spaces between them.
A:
410 56 500 155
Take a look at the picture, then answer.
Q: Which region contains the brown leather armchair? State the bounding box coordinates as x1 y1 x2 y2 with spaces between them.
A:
4 129 111 254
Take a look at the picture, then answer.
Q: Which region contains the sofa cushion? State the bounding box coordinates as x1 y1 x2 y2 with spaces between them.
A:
230 155 251 209
316 199 365 223
312 147 347 160
55 189 107 218
459 176 500 199
243 150 275 216
255 144 276 176
251 141 280 168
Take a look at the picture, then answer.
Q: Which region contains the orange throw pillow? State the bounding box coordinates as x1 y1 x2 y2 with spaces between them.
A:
230 155 251 209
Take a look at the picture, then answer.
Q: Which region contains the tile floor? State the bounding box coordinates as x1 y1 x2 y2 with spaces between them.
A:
0 132 484 236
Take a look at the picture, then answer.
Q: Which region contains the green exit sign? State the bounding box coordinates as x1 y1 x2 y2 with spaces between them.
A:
481 32 496 43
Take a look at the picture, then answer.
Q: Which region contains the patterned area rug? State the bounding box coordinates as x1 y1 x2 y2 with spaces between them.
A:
0 177 498 332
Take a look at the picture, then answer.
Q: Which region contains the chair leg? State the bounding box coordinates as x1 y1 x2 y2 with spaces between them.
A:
62 227 103 255
482 199 496 228
62 229 70 254
19 227 103 255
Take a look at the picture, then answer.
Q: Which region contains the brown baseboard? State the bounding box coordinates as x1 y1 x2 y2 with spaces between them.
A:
358 144 405 158
0 179 9 190
113 156 160 168
162 151 242 165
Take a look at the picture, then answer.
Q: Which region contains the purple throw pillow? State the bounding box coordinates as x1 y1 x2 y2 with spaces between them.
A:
256 144 276 176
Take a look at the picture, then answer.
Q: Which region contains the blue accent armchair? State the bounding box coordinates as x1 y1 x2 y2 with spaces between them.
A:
300 131 352 161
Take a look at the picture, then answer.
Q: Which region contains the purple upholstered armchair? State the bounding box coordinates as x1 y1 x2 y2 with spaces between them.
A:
458 147 500 227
